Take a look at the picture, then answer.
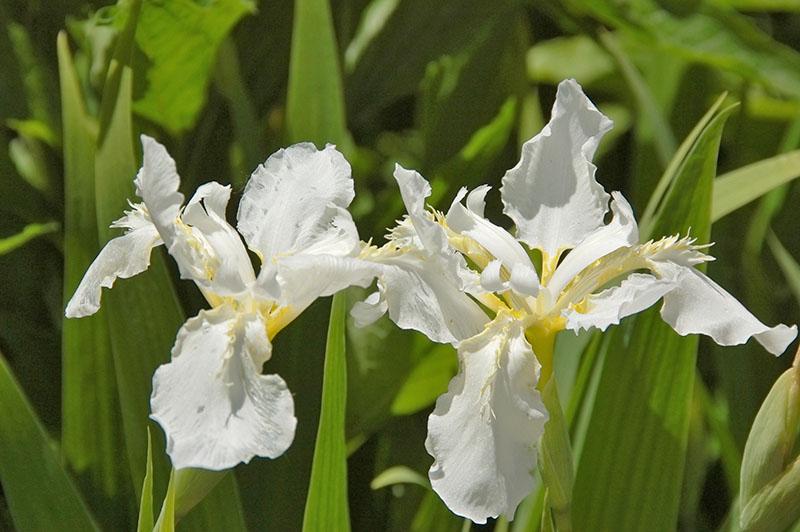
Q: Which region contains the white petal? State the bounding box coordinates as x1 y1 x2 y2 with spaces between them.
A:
509 261 540 297
480 259 507 293
372 252 488 345
65 221 161 318
350 288 388 328
501 79 612 256
394 165 450 254
447 186 535 274
466 185 490 218
548 191 639 297
150 307 296 470
426 312 547 523
237 143 359 260
657 263 798 355
276 254 380 317
183 182 255 294
135 135 185 247
563 273 674 333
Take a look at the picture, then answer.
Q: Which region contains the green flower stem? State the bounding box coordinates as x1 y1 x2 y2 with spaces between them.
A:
529 330 573 532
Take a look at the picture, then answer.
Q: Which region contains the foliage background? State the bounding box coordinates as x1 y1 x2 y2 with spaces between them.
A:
1 0 800 530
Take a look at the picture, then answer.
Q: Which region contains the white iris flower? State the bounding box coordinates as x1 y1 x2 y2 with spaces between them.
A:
67 136 377 470
359 79 798 523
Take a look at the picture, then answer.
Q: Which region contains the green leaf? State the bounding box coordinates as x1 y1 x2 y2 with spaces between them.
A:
639 93 728 237
572 101 736 531
391 344 457 416
132 0 255 134
371 466 429 490
768 232 800 306
287 0 350 149
0 350 99 531
303 293 352 532
739 356 800 531
571 0 800 100
526 34 614 86
155 469 176 532
0 221 58 256
345 0 512 125
712 150 800 222
137 430 154 532
58 31 128 526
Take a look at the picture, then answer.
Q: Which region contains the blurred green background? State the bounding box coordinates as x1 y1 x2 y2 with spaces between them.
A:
1 0 800 530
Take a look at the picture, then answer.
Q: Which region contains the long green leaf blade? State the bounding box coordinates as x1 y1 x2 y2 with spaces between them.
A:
58 30 127 525
303 293 352 531
286 0 350 149
712 150 800 221
573 102 736 531
0 350 99 531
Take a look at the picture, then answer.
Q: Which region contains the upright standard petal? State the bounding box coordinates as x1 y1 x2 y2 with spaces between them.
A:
547 191 639 297
657 263 798 355
501 79 612 256
65 207 161 318
394 165 450 254
237 143 359 260
426 312 547 523
135 135 185 245
447 187 536 276
183 182 255 295
150 306 296 470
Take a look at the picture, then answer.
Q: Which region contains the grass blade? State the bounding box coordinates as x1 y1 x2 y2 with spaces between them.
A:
0 350 99 531
303 293 352 532
712 150 800 222
286 0 350 149
0 221 58 255
137 430 154 532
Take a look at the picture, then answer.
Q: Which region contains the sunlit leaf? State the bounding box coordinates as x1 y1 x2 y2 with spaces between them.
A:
303 293 352 532
712 150 800 221
573 101 736 531
133 0 255 133
0 221 58 256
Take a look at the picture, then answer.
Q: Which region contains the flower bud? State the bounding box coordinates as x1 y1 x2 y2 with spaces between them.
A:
739 346 800 531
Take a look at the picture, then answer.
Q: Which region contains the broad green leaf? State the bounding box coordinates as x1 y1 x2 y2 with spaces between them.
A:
0 221 58 256
137 430 154 532
712 150 800 221
303 293 351 532
58 31 128 526
573 102 736 531
571 0 800 100
0 350 99 531
132 0 255 134
287 0 350 149
526 35 614 86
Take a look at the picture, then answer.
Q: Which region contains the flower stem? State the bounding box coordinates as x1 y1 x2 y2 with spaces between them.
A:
528 329 573 531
